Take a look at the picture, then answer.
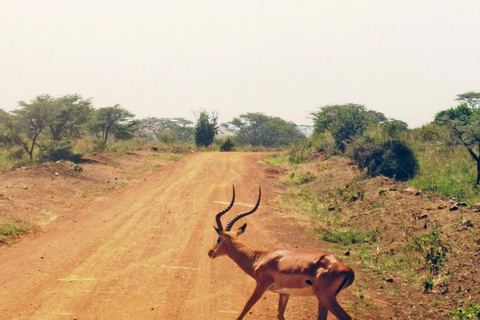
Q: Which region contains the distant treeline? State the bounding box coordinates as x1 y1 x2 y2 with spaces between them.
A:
2 91 480 198
0 94 306 163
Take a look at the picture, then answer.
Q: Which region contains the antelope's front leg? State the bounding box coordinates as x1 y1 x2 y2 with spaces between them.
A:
236 281 272 320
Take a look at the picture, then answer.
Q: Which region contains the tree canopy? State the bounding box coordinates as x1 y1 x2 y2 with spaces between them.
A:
435 102 480 184
0 94 93 159
224 112 304 147
311 104 387 152
87 105 137 148
140 117 193 143
456 91 480 109
47 94 93 141
194 110 218 147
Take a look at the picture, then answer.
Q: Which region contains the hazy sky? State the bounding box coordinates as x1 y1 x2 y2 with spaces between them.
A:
1 1 480 128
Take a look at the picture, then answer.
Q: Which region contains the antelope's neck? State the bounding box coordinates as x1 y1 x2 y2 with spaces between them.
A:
227 240 267 278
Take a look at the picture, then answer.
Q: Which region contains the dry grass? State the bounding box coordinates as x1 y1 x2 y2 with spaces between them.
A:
267 154 480 319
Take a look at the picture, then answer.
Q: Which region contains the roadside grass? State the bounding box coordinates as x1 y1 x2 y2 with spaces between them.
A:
263 153 475 319
103 138 148 153
317 228 378 245
0 222 31 245
411 143 480 205
263 153 288 166
0 149 31 171
452 301 480 320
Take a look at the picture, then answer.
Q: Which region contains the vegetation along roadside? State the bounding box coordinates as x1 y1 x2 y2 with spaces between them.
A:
1 91 480 318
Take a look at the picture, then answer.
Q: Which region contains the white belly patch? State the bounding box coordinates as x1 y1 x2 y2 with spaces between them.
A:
269 285 314 296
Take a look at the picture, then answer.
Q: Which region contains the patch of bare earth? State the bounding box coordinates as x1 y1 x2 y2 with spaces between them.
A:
0 149 183 227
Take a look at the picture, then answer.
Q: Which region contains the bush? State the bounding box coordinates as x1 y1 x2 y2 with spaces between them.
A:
414 123 444 142
287 135 334 164
41 139 82 162
219 137 234 152
408 228 448 277
7 148 25 160
288 145 313 164
71 164 83 173
351 139 418 181
317 228 378 245
452 302 480 320
0 222 31 245
289 171 317 185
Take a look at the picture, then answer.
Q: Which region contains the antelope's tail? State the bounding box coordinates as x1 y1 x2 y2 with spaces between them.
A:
335 268 355 295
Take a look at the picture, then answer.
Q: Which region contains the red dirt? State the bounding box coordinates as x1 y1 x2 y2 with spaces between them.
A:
0 152 350 319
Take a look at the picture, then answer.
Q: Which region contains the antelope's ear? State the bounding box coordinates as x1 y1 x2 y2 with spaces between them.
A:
236 223 247 237
214 226 222 235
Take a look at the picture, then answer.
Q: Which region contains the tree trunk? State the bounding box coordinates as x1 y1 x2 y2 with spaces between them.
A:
477 158 480 185
477 142 480 185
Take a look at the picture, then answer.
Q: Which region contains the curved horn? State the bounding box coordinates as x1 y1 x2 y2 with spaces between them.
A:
225 187 261 232
215 185 235 231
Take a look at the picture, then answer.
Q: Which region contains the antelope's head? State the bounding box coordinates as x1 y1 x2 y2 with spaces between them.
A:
208 186 261 259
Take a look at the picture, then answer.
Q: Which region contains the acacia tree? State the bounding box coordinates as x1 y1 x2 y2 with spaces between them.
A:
224 112 304 147
1 95 56 159
435 103 480 184
43 94 93 161
172 117 194 142
47 94 93 141
194 110 218 147
0 110 17 150
456 91 480 109
140 117 193 143
311 103 386 152
140 117 175 142
87 105 137 149
0 94 93 161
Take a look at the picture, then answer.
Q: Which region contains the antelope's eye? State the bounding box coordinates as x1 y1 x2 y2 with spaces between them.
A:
216 238 221 244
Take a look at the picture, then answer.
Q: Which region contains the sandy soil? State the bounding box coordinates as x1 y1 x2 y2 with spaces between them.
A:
0 152 346 320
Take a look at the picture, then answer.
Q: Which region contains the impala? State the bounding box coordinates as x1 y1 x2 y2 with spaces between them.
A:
208 186 354 320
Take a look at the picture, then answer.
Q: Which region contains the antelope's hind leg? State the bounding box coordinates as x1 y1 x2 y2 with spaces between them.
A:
317 304 328 320
327 299 351 320
277 294 289 320
316 297 351 320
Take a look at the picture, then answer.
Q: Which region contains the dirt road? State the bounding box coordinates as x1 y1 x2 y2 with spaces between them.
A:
0 152 326 320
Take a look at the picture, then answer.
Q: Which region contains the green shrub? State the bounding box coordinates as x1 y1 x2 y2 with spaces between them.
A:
317 228 378 245
287 135 335 164
71 164 83 173
0 222 31 244
0 149 29 171
288 139 315 164
415 123 444 142
8 148 25 160
408 228 448 277
290 171 317 185
288 146 311 164
219 137 235 152
41 139 81 162
351 139 418 181
452 302 480 320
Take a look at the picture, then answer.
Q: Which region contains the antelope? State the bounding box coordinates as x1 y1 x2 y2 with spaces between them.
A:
208 186 354 320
